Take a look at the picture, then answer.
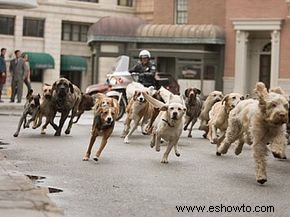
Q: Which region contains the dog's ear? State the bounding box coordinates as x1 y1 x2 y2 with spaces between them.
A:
52 81 57 91
133 91 138 100
160 105 168 111
221 95 229 105
26 89 33 99
69 82 74 94
34 94 41 106
255 82 268 99
184 88 190 97
194 88 201 95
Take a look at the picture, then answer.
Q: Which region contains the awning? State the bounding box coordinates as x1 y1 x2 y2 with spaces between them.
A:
0 0 38 9
61 55 87 71
25 52 55 70
88 16 225 44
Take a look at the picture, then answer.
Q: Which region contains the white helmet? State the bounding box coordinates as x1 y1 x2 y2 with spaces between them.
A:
139 50 151 59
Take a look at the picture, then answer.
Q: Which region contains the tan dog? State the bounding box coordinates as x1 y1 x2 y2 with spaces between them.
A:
83 100 119 161
198 91 223 138
143 92 186 163
207 93 245 145
217 82 288 184
122 90 152 143
33 84 58 134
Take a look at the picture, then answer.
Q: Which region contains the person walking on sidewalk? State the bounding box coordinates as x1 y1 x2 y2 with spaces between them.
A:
0 48 7 103
22 53 32 94
9 50 28 103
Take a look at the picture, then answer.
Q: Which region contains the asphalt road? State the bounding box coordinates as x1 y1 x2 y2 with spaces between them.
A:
0 112 290 217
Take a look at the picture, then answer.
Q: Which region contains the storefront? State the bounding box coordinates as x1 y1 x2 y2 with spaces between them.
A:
87 16 225 95
60 55 87 88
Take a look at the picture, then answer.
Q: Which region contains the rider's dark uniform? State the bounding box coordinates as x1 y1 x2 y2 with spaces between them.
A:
129 61 156 87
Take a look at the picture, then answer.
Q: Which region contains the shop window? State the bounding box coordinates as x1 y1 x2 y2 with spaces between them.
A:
23 18 45 37
176 0 188 24
30 69 43 82
0 15 15 35
179 64 201 79
62 22 90 42
118 0 133 7
204 65 216 80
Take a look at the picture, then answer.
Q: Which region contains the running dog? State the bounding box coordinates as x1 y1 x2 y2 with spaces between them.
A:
83 97 119 161
183 88 203 138
13 89 40 137
143 92 186 163
217 83 288 184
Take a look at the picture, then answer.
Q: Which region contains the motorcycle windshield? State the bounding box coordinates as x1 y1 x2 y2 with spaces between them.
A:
111 55 130 75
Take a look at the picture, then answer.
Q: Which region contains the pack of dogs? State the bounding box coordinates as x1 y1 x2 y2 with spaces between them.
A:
13 78 290 185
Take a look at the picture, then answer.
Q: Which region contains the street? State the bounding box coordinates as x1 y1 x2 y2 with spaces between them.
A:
0 112 290 217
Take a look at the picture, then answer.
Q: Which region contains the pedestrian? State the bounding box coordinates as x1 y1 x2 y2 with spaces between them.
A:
129 49 156 87
22 53 32 93
9 50 28 103
0 48 7 103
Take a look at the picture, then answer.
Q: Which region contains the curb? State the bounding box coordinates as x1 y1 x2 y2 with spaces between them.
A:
0 153 64 217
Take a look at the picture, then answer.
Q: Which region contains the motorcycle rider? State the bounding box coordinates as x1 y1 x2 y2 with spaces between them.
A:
129 50 156 87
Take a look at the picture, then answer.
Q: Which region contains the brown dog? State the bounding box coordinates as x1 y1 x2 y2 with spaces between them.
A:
83 98 119 161
51 78 81 136
73 93 95 124
13 89 40 137
183 87 203 138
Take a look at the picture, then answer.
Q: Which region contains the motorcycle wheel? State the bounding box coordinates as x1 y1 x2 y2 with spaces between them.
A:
116 95 126 121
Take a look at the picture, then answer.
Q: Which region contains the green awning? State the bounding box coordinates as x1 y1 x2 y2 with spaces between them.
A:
61 55 87 71
25 52 55 69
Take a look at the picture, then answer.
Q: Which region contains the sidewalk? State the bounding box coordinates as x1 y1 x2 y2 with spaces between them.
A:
0 97 25 115
0 152 64 217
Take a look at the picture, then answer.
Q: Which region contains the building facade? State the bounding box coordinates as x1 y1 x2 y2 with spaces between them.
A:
0 0 136 94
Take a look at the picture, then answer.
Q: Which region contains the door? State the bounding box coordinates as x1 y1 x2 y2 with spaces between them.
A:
259 54 271 89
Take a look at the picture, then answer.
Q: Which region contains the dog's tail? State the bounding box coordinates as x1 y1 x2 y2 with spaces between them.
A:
143 92 166 109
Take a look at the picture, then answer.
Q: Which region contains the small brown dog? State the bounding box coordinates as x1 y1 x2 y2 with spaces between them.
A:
73 93 95 124
83 96 119 161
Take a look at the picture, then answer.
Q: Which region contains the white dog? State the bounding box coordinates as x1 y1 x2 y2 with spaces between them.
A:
143 92 186 163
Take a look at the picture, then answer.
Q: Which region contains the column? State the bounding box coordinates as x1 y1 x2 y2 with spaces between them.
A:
234 30 249 94
270 30 280 88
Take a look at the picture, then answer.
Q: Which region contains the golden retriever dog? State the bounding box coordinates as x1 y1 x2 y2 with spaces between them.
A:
122 90 153 143
51 78 82 136
83 99 119 161
207 93 245 146
32 84 58 134
143 92 186 163
198 91 223 138
217 82 288 184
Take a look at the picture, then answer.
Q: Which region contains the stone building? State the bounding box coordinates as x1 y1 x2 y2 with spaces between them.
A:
0 0 136 94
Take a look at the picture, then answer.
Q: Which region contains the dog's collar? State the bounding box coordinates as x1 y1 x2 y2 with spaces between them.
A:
162 119 175 128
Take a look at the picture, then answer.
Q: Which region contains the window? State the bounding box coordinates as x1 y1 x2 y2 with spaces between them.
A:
23 18 45 37
69 0 98 2
176 0 188 24
62 22 90 42
118 0 133 7
0 16 15 35
30 69 43 82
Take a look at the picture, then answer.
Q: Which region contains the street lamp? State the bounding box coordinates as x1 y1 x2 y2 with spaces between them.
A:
0 0 38 9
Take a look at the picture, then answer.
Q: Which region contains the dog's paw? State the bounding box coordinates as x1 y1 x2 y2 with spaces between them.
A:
65 129 71 135
41 131 46 135
175 152 180 157
257 179 267 185
93 157 98 162
124 137 130 144
150 141 155 148
216 151 221 156
212 138 219 144
54 131 61 136
202 133 207 139
83 156 89 161
272 151 287 160
235 148 243 156
183 126 187 131
142 131 149 135
161 159 168 164
13 133 18 137
188 134 192 138
156 146 160 152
